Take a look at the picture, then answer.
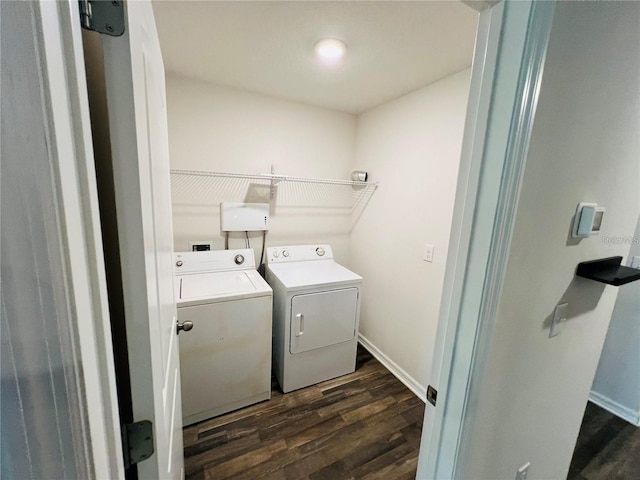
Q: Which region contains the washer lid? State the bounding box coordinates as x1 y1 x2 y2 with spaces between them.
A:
177 270 271 302
267 260 362 290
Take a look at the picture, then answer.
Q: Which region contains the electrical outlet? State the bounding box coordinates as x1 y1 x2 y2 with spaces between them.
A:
631 256 640 269
516 462 530 480
189 241 213 252
423 244 434 263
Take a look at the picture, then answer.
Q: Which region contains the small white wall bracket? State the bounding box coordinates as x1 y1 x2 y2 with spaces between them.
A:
268 165 287 200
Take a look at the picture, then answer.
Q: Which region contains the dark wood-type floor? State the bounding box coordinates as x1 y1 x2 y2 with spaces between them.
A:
568 401 640 480
183 345 425 480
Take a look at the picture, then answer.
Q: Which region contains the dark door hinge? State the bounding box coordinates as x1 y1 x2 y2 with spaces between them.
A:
79 0 125 36
121 420 154 469
427 385 438 407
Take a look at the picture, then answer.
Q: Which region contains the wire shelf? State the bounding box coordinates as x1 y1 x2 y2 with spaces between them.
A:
170 169 379 212
170 169 377 187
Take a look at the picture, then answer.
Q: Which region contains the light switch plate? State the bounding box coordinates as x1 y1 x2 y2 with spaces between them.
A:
549 303 568 338
631 256 640 269
423 244 434 263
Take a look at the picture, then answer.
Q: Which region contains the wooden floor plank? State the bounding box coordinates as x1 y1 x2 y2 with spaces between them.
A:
183 345 426 480
580 423 640 480
353 443 418 480
203 439 287 480
361 453 419 480
569 402 640 480
339 395 397 424
185 356 639 480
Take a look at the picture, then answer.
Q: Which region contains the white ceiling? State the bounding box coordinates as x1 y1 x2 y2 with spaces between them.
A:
152 1 478 114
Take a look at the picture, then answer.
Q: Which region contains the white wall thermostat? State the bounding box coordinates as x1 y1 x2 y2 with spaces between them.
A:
572 202 605 238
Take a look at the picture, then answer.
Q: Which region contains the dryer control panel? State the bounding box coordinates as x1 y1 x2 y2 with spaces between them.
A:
267 245 333 264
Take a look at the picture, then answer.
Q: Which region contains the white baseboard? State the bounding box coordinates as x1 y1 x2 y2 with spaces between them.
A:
358 333 426 402
589 390 640 426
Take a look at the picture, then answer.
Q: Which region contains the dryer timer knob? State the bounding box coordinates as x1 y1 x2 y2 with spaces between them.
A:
316 247 325 256
176 260 183 267
234 254 245 265
282 250 289 257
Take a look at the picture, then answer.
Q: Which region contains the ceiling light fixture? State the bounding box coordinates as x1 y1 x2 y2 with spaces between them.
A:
314 38 347 60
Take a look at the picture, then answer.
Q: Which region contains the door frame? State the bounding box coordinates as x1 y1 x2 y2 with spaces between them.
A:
27 1 125 478
417 1 557 478
24 0 558 477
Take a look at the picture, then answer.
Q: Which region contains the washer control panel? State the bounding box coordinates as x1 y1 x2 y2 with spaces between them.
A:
266 245 334 264
174 248 255 273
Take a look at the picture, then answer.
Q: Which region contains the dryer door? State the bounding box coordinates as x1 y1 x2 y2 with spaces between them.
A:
289 288 358 354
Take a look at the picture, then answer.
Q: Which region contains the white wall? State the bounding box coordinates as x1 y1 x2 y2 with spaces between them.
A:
350 69 471 395
591 213 640 425
165 74 357 263
460 2 640 479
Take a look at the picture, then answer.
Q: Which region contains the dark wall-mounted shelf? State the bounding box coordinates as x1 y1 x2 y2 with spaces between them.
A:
576 256 640 286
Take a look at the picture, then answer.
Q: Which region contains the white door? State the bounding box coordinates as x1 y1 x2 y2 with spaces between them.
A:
2 1 123 478
289 289 358 354
100 1 183 478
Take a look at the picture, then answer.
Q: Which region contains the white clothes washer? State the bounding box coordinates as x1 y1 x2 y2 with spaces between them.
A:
174 249 272 425
266 245 362 393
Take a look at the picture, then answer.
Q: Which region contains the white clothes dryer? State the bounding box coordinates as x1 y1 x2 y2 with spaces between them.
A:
266 245 362 393
174 249 272 425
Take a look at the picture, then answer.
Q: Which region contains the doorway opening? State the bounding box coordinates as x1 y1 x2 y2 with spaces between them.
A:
151 1 480 478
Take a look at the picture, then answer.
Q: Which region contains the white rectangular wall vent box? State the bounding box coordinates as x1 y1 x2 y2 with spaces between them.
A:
220 202 270 232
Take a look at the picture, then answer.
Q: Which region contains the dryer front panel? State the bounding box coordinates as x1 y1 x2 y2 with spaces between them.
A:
289 288 358 355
